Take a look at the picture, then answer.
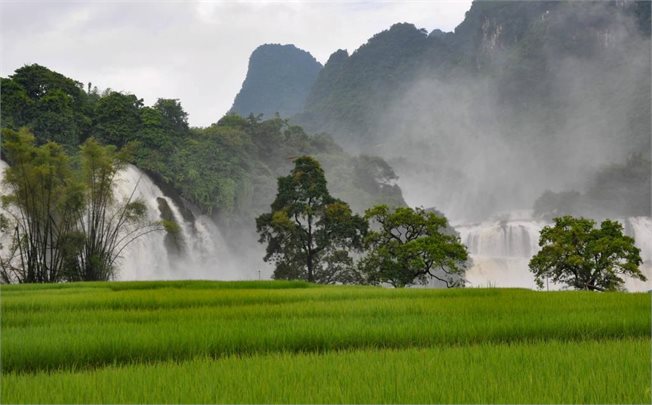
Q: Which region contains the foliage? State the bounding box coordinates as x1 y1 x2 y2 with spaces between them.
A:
0 129 160 282
360 205 469 287
93 92 144 147
0 64 91 147
256 156 367 283
230 44 322 118
164 124 250 214
1 282 649 404
69 138 160 281
153 98 189 134
1 65 405 225
0 128 84 283
4 340 649 404
529 216 645 291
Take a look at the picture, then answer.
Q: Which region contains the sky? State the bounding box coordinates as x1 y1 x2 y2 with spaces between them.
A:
0 0 472 127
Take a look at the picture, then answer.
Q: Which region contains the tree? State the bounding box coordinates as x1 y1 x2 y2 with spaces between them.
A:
69 138 162 281
153 98 189 135
94 92 143 147
0 128 165 283
0 128 84 283
529 216 645 291
2 64 91 146
360 205 469 287
32 88 80 146
256 156 367 283
0 77 32 129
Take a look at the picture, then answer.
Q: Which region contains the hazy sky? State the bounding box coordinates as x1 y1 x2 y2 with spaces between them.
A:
0 0 472 127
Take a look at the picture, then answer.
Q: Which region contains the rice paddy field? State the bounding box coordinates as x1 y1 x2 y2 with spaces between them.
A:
1 280 650 403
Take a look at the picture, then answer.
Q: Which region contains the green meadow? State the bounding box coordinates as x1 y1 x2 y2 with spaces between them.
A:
2 281 650 403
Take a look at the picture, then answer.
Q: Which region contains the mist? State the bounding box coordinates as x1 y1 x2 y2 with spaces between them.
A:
1 1 649 290
369 2 650 223
114 165 271 281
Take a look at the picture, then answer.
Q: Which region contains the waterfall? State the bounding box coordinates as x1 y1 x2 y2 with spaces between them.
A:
622 217 652 291
0 160 12 265
113 165 251 281
455 211 652 291
0 160 252 281
454 211 546 289
2 158 649 287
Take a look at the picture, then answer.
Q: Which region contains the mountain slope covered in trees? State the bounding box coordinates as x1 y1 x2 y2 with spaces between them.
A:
230 44 322 119
0 64 404 230
230 0 651 219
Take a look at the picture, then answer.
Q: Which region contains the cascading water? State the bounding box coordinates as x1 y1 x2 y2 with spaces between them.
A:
113 165 253 281
622 216 652 291
0 160 253 281
2 159 649 287
0 160 12 263
455 210 652 291
455 211 547 289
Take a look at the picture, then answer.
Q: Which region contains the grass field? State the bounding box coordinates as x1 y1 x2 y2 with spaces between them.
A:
2 281 650 403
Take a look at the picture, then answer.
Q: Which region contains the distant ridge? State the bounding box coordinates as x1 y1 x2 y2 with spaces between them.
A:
230 44 322 119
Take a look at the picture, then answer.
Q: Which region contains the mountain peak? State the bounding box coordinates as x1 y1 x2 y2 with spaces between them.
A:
230 44 322 118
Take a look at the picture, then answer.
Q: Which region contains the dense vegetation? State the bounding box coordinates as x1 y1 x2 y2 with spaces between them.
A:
360 205 468 287
529 216 645 291
256 157 367 283
2 281 650 403
233 1 651 218
298 1 650 152
534 153 652 219
230 44 323 118
0 129 165 283
0 64 405 224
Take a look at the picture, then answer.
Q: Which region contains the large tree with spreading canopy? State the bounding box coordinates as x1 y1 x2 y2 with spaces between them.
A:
256 156 366 283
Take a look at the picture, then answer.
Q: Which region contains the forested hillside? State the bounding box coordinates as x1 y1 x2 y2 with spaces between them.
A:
298 1 650 148
230 44 322 119
0 64 404 228
231 0 650 220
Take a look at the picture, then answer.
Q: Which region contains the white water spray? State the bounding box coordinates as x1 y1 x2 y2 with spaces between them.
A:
623 216 652 291
1 159 649 288
0 160 12 265
455 211 652 291
0 160 251 281
113 165 251 281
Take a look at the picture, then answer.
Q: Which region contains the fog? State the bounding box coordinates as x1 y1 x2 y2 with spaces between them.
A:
115 165 269 281
1 2 649 289
369 3 650 223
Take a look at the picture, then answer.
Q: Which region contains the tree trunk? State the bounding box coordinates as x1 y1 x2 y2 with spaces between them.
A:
307 251 314 283
306 211 314 282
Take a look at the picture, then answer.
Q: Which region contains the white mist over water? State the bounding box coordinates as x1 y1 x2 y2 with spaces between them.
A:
1 159 649 290
454 211 652 291
0 160 12 262
0 159 267 282
113 165 253 281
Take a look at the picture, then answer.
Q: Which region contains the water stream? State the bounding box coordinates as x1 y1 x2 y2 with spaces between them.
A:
454 211 652 291
1 160 650 290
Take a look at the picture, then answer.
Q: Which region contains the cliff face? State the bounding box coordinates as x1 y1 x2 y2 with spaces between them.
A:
289 0 649 219
229 1 650 218
295 1 650 148
230 44 322 119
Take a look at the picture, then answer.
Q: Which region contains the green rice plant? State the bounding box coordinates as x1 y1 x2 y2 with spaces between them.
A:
3 338 649 404
2 282 649 373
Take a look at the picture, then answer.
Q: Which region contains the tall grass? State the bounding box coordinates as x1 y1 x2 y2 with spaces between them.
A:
2 282 649 373
3 339 649 404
